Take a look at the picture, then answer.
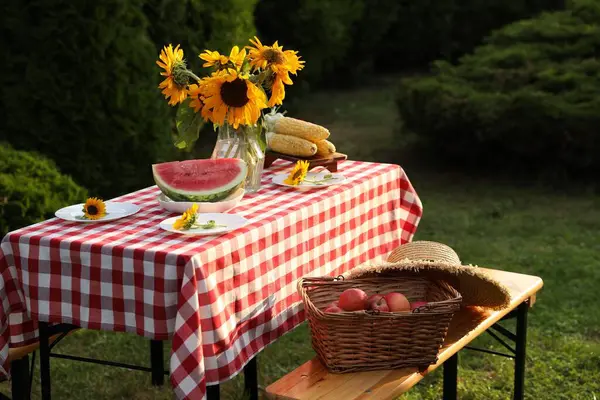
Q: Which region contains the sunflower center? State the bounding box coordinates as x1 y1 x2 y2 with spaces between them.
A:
263 48 284 64
220 78 249 108
87 205 98 215
292 169 304 181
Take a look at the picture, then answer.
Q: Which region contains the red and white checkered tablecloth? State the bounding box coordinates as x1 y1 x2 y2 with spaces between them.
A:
0 160 422 399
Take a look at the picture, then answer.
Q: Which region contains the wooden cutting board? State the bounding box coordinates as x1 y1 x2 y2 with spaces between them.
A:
264 151 348 172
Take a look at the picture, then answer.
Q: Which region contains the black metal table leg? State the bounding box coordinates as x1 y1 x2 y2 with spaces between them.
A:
150 340 164 386
11 354 31 400
443 352 458 400
514 301 529 400
244 357 259 400
206 384 220 400
38 322 51 400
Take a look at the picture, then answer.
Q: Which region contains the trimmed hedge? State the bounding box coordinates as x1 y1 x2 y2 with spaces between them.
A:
1 143 87 236
396 0 600 172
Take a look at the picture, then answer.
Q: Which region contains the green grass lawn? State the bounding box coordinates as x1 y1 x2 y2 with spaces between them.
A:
2 77 599 399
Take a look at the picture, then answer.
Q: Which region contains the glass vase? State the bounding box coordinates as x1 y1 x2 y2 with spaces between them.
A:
211 124 265 193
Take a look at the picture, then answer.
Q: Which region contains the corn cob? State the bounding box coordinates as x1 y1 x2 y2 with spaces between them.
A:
274 117 330 142
315 140 336 157
269 133 317 157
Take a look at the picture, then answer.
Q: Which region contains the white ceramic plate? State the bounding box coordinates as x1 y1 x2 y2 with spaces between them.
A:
159 213 248 235
55 202 140 223
157 188 245 214
272 171 346 189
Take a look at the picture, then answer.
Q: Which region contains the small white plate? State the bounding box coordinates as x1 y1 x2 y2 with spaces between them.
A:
272 171 346 189
55 202 140 223
157 188 245 214
159 213 248 235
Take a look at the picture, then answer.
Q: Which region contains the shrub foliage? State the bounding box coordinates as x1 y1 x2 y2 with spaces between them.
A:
1 143 88 236
254 0 564 85
1 0 172 197
254 0 364 87
396 0 600 171
379 0 565 69
144 0 258 71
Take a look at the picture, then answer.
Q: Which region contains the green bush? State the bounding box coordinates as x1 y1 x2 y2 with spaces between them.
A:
254 0 563 86
378 0 565 69
1 143 88 236
1 0 172 198
144 0 258 71
254 0 364 87
341 0 402 80
396 0 600 172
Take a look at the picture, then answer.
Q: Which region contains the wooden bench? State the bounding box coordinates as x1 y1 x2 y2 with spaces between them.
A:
2 332 71 400
266 268 542 400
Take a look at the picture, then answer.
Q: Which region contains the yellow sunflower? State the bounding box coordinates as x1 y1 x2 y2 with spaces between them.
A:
82 198 106 220
173 203 198 230
199 50 229 68
284 160 310 186
268 72 293 107
228 46 247 70
199 46 247 71
247 37 304 74
187 83 211 120
198 69 267 129
156 44 189 106
246 37 304 106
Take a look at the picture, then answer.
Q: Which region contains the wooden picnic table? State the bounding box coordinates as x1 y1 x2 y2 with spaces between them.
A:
0 160 423 400
266 267 543 400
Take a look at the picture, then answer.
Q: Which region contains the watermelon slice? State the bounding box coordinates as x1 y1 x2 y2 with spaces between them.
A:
152 158 247 202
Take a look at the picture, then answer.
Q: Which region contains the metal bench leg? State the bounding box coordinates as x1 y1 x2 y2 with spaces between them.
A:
514 302 528 400
206 384 220 400
38 322 51 400
11 354 31 400
443 352 458 400
244 357 259 400
150 340 164 386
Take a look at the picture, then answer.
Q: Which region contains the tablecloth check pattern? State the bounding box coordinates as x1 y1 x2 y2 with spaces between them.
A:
0 160 422 399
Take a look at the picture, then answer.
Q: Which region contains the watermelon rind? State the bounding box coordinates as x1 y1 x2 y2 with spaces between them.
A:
152 159 248 202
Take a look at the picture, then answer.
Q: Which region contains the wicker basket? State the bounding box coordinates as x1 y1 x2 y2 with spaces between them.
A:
298 273 462 373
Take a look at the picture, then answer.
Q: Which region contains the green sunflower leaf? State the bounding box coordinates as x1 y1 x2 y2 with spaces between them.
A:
173 99 204 151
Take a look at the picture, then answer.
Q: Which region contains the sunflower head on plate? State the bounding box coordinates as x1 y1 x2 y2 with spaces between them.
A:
284 160 310 186
82 197 106 220
173 203 199 230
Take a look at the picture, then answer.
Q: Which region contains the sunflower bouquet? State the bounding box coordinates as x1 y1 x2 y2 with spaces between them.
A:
156 37 304 149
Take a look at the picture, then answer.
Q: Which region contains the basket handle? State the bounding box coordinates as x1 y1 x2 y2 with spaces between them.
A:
387 241 461 264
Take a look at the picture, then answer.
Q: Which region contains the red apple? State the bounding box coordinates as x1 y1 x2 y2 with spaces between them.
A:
324 304 343 313
384 292 411 312
410 301 429 311
366 294 390 312
338 288 368 311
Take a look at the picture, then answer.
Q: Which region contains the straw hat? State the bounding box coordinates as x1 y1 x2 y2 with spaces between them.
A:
345 241 511 310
